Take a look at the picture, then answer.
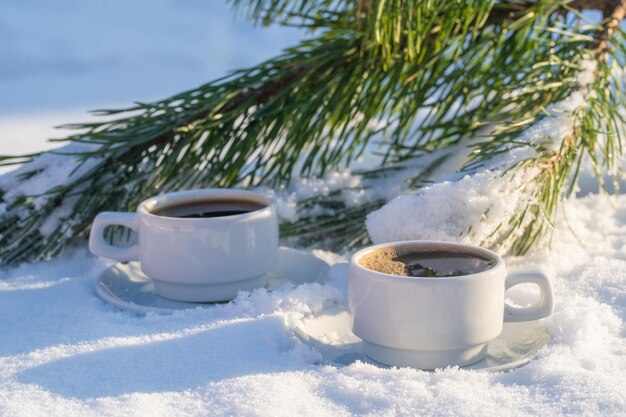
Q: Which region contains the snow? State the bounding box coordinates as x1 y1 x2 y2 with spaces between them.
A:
0 193 626 416
576 60 597 87
366 169 539 249
2 3 626 415
263 170 365 222
0 143 101 209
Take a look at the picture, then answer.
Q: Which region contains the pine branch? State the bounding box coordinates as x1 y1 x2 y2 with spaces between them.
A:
593 0 626 59
283 2 626 253
1 0 625 265
474 1 626 254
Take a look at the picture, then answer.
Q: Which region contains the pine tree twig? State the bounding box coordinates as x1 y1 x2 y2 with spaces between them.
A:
1 1 625 265
594 0 626 60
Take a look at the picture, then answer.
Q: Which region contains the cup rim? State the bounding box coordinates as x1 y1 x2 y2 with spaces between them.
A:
350 240 504 281
137 188 274 221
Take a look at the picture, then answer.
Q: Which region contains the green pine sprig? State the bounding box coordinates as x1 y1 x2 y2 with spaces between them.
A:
1 0 625 265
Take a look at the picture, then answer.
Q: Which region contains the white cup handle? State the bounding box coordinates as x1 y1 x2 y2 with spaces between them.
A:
89 212 139 261
504 270 555 322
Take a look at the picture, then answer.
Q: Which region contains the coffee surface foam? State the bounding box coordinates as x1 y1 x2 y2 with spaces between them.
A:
357 246 495 277
358 248 407 276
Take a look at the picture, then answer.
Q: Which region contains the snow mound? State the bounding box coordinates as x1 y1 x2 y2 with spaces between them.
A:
366 170 537 248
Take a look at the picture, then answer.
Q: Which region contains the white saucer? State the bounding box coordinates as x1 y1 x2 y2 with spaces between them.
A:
96 247 330 314
293 309 550 372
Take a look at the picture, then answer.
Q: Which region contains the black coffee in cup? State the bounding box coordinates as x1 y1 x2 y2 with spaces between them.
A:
153 199 266 218
358 247 496 277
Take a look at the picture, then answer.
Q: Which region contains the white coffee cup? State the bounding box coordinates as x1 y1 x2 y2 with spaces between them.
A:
89 189 278 302
348 241 554 369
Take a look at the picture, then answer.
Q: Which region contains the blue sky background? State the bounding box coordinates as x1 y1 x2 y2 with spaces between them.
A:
0 0 302 114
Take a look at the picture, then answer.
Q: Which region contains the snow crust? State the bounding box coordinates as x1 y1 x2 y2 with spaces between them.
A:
1 193 625 417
